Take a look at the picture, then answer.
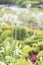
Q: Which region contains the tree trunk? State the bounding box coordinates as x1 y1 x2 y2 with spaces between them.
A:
39 0 43 4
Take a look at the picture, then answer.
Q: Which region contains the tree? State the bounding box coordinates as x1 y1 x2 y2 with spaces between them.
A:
39 0 43 4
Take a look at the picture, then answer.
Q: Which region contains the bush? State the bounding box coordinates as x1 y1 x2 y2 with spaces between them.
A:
13 26 27 40
24 38 33 46
37 50 43 58
0 0 39 7
37 42 43 50
14 58 33 65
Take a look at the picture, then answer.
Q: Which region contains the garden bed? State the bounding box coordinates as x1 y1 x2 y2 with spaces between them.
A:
0 7 43 65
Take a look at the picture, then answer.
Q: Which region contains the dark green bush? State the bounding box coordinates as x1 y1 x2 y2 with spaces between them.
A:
13 26 27 40
0 0 39 7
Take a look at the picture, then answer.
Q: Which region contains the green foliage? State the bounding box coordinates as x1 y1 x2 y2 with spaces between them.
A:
22 45 30 57
0 0 39 7
13 26 27 40
0 24 43 65
14 58 33 65
37 50 43 57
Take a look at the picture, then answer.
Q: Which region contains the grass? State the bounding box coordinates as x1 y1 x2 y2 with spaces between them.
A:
20 0 39 7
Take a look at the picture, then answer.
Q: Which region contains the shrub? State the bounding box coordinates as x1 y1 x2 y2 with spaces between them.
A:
37 50 43 58
27 28 34 36
13 26 27 40
14 58 33 65
24 38 33 46
37 42 43 50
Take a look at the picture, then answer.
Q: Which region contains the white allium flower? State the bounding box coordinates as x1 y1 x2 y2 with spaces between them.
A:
0 18 3 21
15 21 23 26
0 50 4 53
9 6 19 11
1 22 6 25
15 49 19 55
16 11 21 14
2 13 10 21
32 14 36 18
13 48 22 56
0 61 6 65
5 42 10 49
40 56 42 61
26 4 31 9
31 33 35 39
1 8 5 11
36 13 43 27
0 47 4 53
6 45 10 49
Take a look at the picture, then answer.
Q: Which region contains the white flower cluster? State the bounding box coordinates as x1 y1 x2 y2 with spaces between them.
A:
0 7 43 27
0 61 6 65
